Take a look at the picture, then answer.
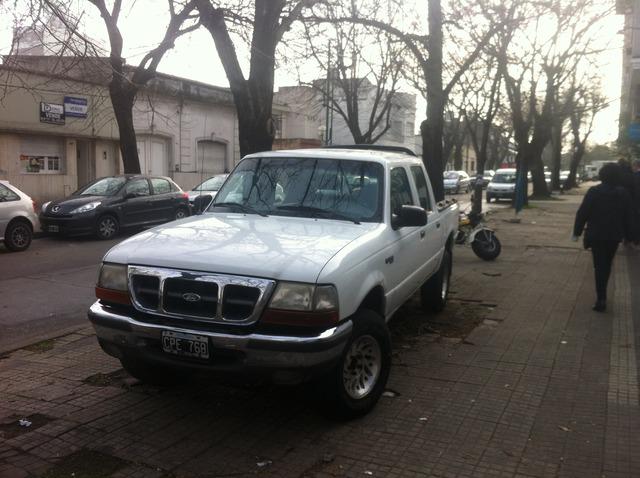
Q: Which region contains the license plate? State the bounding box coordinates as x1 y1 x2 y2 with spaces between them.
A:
48 225 59 232
161 331 210 359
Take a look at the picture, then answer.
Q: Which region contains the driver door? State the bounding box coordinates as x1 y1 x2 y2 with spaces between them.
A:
121 178 153 226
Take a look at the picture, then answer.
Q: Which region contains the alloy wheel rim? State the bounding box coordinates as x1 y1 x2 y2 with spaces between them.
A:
343 335 381 399
11 225 29 247
176 210 186 219
99 218 116 237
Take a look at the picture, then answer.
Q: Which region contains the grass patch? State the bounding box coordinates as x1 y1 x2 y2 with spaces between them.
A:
22 339 56 353
41 449 128 478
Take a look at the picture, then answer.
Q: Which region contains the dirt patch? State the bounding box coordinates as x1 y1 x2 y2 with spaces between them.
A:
83 369 130 387
389 294 489 343
41 449 128 478
0 413 53 439
23 338 56 353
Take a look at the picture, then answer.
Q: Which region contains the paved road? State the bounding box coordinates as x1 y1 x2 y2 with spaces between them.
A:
0 234 127 353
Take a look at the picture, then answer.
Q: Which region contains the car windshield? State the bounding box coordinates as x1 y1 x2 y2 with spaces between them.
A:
194 176 226 191
492 173 516 184
76 177 126 196
211 157 384 222
444 172 459 179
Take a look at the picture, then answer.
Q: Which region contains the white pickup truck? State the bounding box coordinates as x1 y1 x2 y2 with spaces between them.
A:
88 147 459 417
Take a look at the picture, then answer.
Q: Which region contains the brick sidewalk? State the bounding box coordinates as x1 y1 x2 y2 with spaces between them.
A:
1 189 639 478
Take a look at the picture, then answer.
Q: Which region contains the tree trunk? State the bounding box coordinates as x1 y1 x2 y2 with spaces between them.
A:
453 140 463 170
471 153 486 216
109 81 141 174
424 0 445 202
529 156 548 197
550 122 562 190
565 143 585 189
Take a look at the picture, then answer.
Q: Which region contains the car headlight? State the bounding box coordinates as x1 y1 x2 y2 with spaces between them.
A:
97 263 128 291
70 201 101 214
269 283 339 311
41 201 51 212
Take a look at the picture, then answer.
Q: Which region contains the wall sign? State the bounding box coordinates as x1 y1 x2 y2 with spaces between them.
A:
40 102 65 125
64 96 88 118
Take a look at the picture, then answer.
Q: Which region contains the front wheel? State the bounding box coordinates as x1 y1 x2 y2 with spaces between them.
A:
5 220 33 251
318 310 391 419
95 215 119 240
421 248 452 313
471 229 501 261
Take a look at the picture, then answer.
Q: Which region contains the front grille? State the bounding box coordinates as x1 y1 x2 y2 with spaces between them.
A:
127 266 275 325
163 278 218 318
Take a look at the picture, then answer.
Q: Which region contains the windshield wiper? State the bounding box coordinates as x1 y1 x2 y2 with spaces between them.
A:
211 202 268 217
276 205 360 224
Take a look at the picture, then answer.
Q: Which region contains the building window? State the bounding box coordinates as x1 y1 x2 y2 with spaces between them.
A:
19 135 64 174
273 114 283 139
196 140 226 174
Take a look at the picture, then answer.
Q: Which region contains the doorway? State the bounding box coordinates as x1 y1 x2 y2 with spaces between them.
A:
76 140 94 188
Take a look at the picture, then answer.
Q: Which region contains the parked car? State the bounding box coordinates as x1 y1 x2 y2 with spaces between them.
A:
88 146 459 417
0 180 39 252
40 175 190 240
186 174 228 207
444 170 471 194
486 168 517 202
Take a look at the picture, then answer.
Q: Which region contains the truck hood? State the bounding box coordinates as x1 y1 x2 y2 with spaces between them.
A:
104 213 378 283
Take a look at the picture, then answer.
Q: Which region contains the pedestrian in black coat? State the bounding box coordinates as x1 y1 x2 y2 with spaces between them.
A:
572 163 632 312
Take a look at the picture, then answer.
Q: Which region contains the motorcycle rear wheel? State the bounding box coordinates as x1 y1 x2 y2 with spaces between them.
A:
471 229 501 260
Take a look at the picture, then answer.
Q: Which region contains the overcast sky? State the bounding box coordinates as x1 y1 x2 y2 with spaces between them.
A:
0 1 625 145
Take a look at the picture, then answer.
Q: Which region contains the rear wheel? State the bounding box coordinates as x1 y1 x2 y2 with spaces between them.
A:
318 310 391 419
174 207 188 220
5 220 32 251
421 248 452 313
95 215 119 240
471 229 501 261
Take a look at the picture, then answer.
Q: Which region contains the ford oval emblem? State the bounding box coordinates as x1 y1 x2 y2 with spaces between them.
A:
52 205 60 212
182 292 201 302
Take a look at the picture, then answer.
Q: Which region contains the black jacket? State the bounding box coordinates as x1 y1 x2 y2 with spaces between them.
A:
574 184 632 245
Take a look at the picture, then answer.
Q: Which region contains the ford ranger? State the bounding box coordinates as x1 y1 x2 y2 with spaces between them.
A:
88 147 459 417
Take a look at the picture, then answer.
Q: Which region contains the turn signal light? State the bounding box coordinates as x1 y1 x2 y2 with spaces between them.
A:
260 308 339 327
95 286 131 305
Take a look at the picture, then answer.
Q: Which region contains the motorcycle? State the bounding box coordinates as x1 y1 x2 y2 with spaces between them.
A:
455 208 501 260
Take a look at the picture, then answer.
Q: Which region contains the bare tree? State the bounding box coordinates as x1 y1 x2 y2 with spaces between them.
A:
306 0 502 201
298 1 406 145
40 0 200 174
197 0 320 158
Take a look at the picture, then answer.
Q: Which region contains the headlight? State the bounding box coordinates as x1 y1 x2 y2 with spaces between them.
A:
97 263 128 291
41 201 51 212
70 201 101 214
269 282 338 311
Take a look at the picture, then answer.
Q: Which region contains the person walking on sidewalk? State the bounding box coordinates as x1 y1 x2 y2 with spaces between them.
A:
572 163 633 312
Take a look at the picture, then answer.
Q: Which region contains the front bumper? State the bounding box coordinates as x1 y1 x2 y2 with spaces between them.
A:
88 301 352 376
39 213 97 235
486 189 515 198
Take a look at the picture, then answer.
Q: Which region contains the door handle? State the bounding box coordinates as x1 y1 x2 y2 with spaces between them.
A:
420 230 426 238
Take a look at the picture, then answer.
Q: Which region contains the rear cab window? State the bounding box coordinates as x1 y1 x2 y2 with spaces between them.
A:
390 166 416 215
410 166 432 211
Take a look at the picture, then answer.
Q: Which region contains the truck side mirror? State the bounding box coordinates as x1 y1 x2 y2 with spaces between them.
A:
392 205 428 229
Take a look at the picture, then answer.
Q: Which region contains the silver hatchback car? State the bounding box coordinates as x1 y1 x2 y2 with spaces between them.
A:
0 180 39 251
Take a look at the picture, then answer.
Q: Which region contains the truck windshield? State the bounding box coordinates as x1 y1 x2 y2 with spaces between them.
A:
212 157 384 222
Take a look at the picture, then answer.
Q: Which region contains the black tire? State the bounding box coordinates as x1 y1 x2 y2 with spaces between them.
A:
318 309 391 419
95 215 119 240
174 207 189 220
4 219 33 251
421 248 452 313
120 356 186 386
471 229 501 261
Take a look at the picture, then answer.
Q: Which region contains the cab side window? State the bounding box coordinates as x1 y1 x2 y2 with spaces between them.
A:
410 166 432 211
0 184 20 202
125 179 150 196
390 167 414 214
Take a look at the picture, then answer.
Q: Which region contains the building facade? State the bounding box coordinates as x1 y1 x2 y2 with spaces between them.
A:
0 57 307 204
619 0 640 140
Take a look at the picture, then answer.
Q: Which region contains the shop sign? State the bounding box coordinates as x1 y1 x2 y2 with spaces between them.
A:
64 96 88 118
40 102 65 125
